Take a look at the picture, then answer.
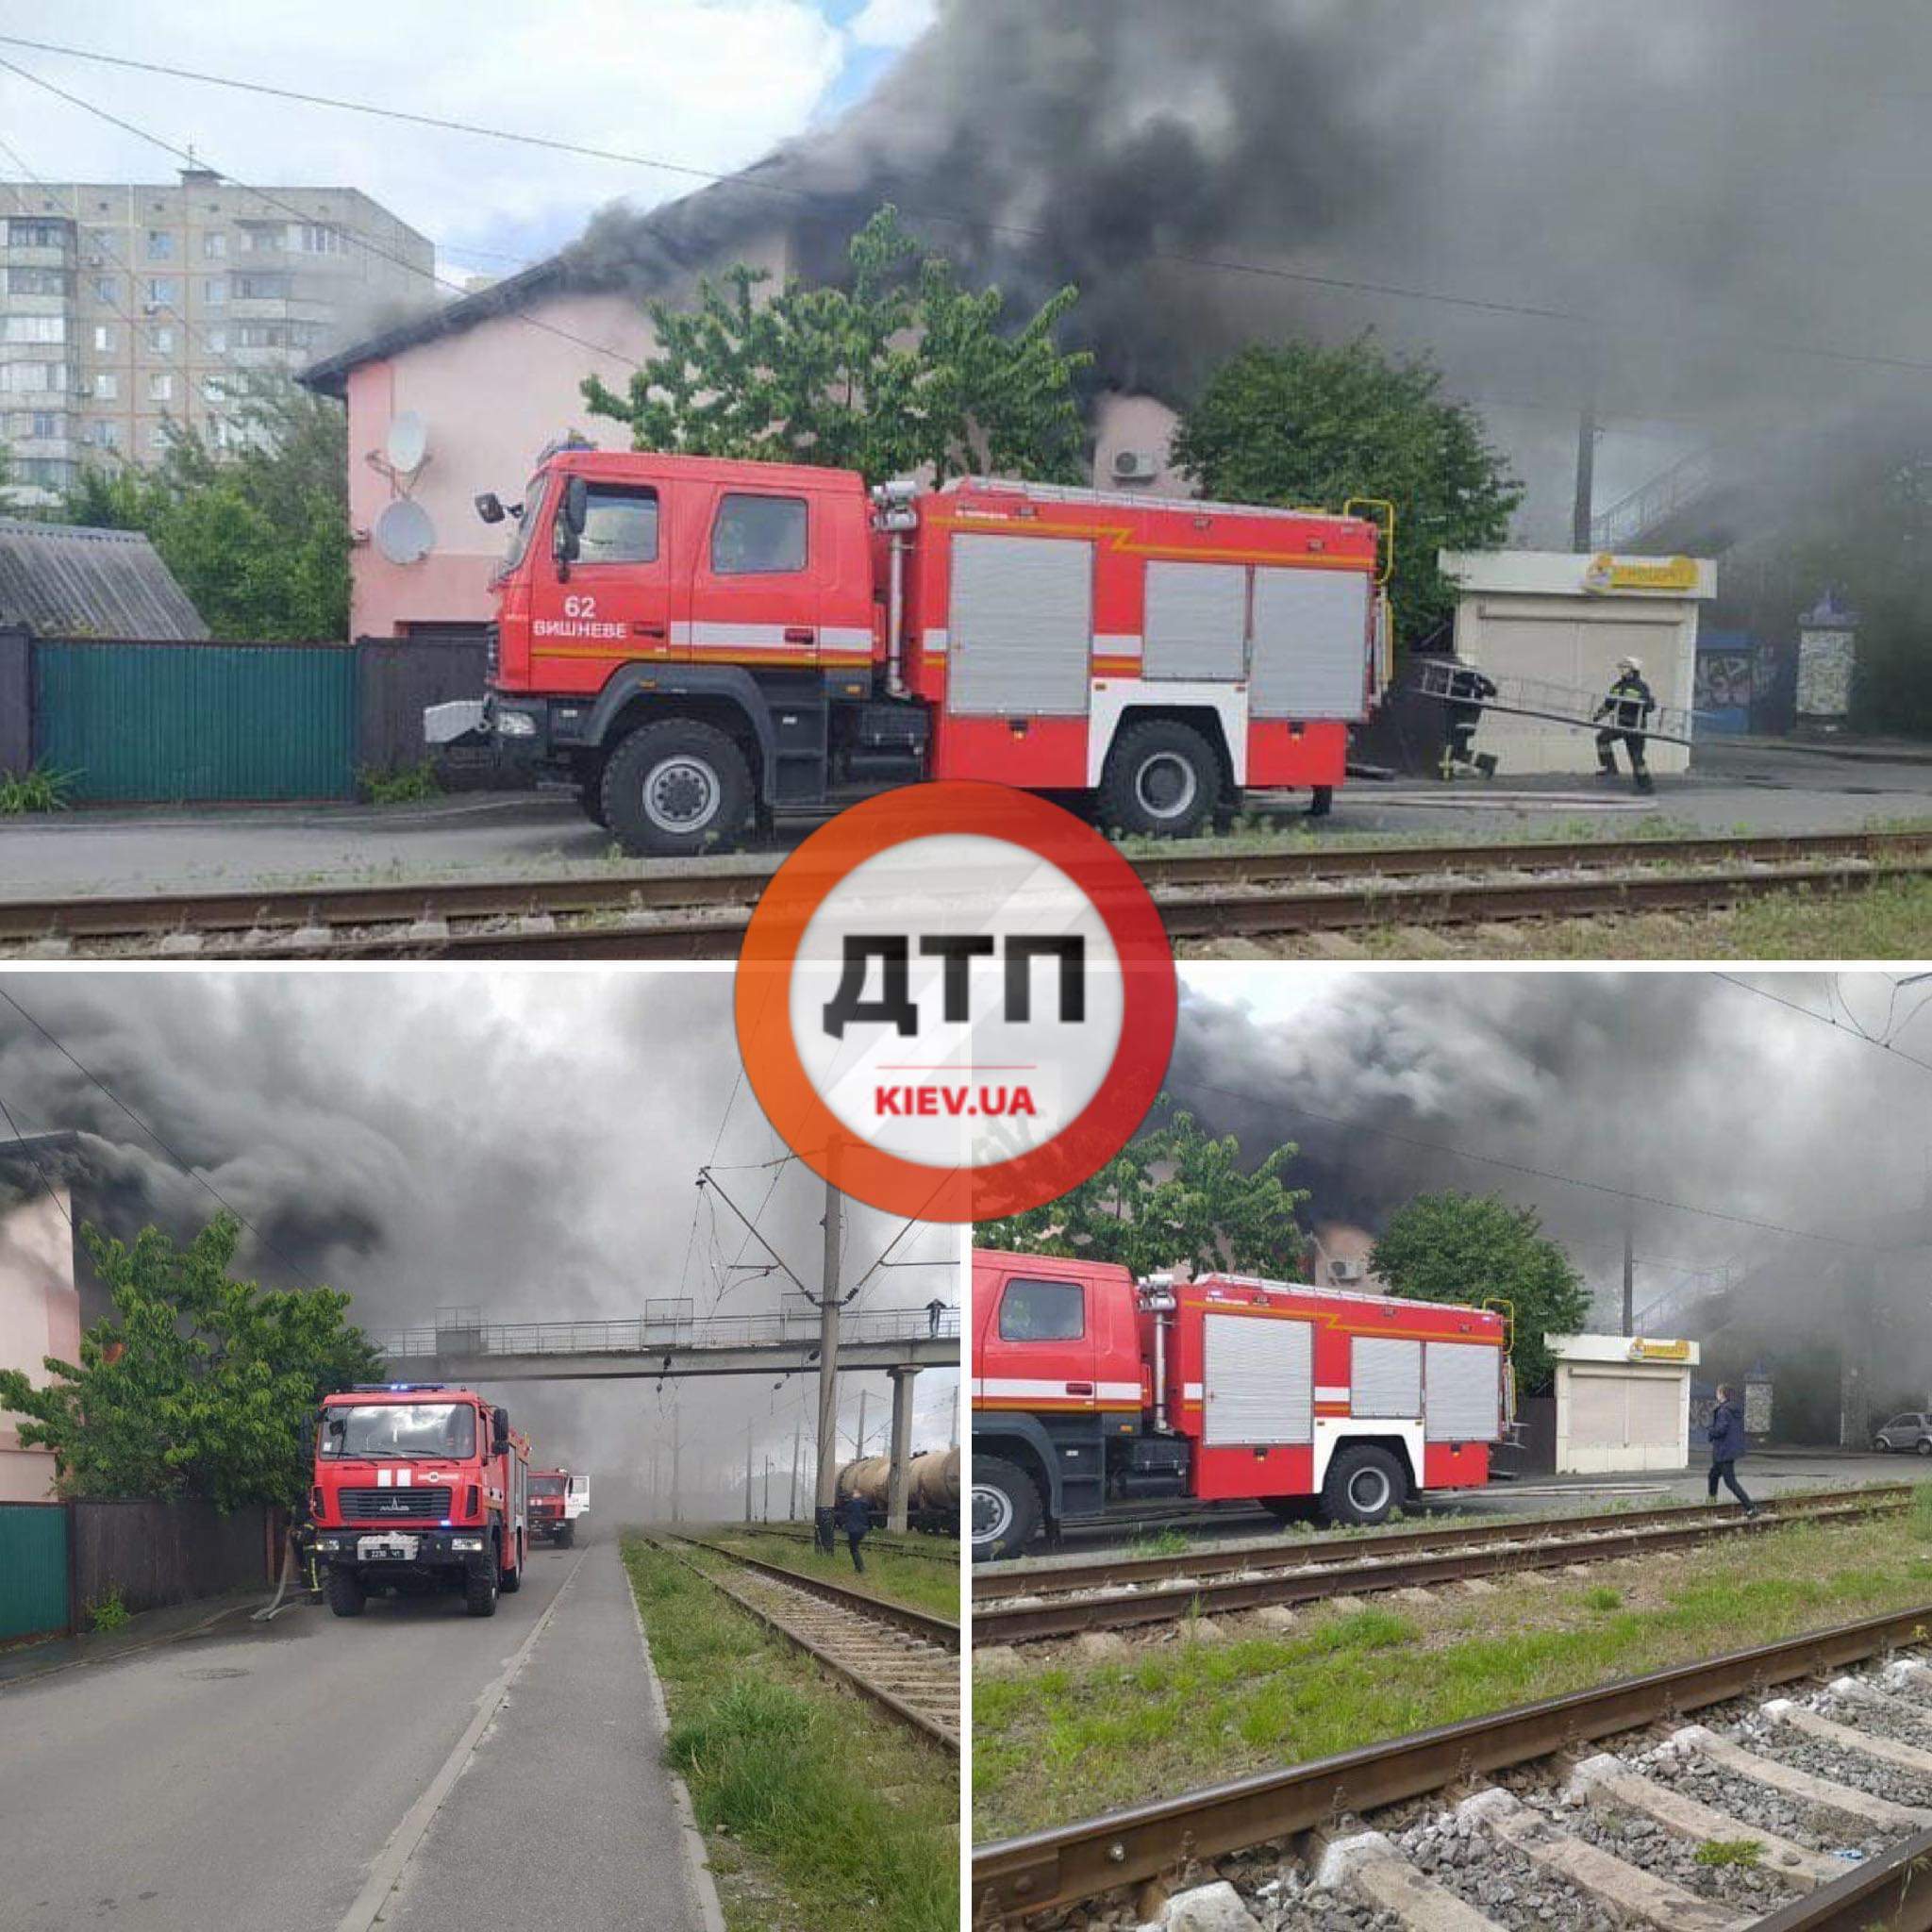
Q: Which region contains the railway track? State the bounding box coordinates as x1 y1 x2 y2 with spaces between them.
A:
751 1522 961 1564
972 1487 1914 1646
972 1604 1932 1928
649 1531 959 1750
6 827 1930 958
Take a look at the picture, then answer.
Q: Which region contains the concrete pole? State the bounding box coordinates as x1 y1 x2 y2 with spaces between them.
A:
762 1455 771 1523
649 1441 659 1518
886 1365 917 1534
857 1388 870 1459
1622 1219 1635 1338
789 1416 802 1520
813 1177 843 1551
744 1414 754 1524
1572 385 1598 552
671 1400 682 1525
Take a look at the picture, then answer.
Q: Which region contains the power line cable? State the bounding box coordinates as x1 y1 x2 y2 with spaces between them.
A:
11 35 1932 379
0 987 327 1287
1714 973 1932 1078
0 53 642 373
0 1088 75 1229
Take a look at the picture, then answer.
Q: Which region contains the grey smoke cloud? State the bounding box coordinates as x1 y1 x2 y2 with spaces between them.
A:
0 974 958 1519
1164 970 1930 1342
566 0 1932 538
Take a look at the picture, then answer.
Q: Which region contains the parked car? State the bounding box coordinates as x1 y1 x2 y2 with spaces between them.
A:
1871 1411 1932 1455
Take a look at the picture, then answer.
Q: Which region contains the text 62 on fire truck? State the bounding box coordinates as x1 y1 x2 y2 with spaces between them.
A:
970 1248 1513 1561
428 443 1393 857
309 1384 529 1617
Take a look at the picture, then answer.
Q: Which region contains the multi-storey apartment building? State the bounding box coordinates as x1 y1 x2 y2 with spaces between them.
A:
1 167 434 499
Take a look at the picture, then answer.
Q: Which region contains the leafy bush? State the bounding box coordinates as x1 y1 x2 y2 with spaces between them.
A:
84 1587 131 1635
356 760 441 806
0 761 80 814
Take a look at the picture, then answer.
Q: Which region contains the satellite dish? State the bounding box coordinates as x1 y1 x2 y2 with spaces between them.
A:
385 410 428 474
373 498 435 565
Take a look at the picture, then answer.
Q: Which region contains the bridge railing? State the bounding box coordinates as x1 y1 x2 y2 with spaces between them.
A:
375 1304 961 1360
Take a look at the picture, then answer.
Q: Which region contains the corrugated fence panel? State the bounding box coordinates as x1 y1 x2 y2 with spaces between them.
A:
0 1503 70 1641
35 639 356 802
71 1499 269 1615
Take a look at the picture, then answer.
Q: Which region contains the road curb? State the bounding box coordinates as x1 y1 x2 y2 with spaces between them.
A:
0 1592 265 1691
624 1549 729 1932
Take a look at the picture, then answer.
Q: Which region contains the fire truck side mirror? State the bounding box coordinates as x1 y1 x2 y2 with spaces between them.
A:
300 1412 318 1458
475 491 505 525
491 1407 510 1455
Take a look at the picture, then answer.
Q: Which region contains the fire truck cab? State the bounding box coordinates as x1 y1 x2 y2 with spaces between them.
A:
310 1383 529 1617
529 1467 590 1547
970 1248 1509 1560
438 443 1391 857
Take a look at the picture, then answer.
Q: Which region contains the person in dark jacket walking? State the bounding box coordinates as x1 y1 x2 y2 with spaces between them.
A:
1707 1383 1757 1514
1595 655 1657 793
841 1489 872 1573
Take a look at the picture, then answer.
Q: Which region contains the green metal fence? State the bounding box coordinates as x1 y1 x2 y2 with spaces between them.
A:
34 638 358 803
0 1503 70 1642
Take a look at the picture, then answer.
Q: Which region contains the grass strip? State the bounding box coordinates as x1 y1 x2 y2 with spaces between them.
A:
974 1505 1932 1841
695 1524 960 1620
622 1533 957 1932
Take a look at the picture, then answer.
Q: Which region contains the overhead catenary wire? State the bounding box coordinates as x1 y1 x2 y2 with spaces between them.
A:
1715 973 1932 1079
10 34 1932 381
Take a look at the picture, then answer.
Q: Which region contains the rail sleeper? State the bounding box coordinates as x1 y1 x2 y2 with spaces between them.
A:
1670 1726 1932 1832
1313 1828 1504 1929
1456 1788 1740 1930
1759 1697 1932 1777
1563 1755 1840 1891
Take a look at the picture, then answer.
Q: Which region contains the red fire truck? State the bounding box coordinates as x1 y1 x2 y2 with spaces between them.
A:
430 444 1392 856
529 1468 590 1547
310 1383 530 1617
970 1248 1511 1560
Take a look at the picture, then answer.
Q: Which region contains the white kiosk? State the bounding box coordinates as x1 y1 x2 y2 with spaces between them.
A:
1546 1333 1700 1474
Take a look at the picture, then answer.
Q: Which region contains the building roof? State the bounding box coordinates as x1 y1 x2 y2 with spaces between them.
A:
0 521 208 641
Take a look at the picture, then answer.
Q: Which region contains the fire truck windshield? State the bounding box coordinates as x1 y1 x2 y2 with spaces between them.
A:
321 1403 475 1460
531 1476 566 1495
499 474 549 574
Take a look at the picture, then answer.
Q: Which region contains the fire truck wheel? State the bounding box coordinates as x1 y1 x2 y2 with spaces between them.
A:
601 720 752 857
500 1541 523 1591
325 1567 366 1617
1321 1445 1407 1527
465 1562 499 1617
576 775 610 828
1097 720 1221 839
972 1457 1041 1561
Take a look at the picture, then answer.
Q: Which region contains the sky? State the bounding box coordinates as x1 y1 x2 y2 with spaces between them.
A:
0 968 959 1517
0 1 938 279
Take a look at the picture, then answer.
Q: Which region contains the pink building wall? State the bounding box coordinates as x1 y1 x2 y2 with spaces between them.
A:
0 1188 80 1504
343 235 793 640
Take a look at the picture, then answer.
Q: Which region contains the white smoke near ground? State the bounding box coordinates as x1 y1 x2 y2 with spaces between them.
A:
0 973 958 1524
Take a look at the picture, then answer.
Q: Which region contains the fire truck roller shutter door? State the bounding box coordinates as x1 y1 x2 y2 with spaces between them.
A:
1250 566 1373 721
1425 1341 1504 1442
1352 1337 1423 1418
947 533 1092 716
1144 560 1247 682
1204 1313 1313 1446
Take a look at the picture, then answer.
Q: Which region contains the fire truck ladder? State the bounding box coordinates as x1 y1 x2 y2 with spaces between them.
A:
1408 657 1699 747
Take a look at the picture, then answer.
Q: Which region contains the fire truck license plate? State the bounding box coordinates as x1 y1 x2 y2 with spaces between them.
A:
357 1534 420 1562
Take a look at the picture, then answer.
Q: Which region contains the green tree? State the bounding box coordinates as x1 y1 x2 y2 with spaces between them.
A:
1172 336 1523 647
582 205 1092 485
1368 1191 1590 1396
59 376 350 639
976 1097 1308 1278
0 1214 382 1510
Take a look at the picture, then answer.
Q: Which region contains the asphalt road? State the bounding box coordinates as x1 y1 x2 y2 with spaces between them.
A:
0 1539 707 1932
4 740 1931 901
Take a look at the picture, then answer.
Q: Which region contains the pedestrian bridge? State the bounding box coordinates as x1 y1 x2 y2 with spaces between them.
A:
374 1302 960 1383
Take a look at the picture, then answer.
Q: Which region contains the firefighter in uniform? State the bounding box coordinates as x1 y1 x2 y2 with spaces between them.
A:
1439 657 1499 781
1594 655 1657 793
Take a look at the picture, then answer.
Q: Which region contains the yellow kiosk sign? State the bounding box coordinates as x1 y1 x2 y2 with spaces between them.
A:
1584 553 1701 593
1628 1337 1691 1361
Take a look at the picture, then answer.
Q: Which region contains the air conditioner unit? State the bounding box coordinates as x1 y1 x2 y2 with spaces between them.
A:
1111 448 1159 481
1329 1257 1366 1283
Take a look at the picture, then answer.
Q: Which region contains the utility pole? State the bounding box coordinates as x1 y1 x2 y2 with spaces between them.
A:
813 1176 843 1552
671 1400 682 1525
886 1365 917 1534
1572 372 1599 552
762 1455 771 1523
856 1388 870 1459
649 1441 659 1519
743 1415 754 1524
789 1415 802 1521
1622 1218 1635 1338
